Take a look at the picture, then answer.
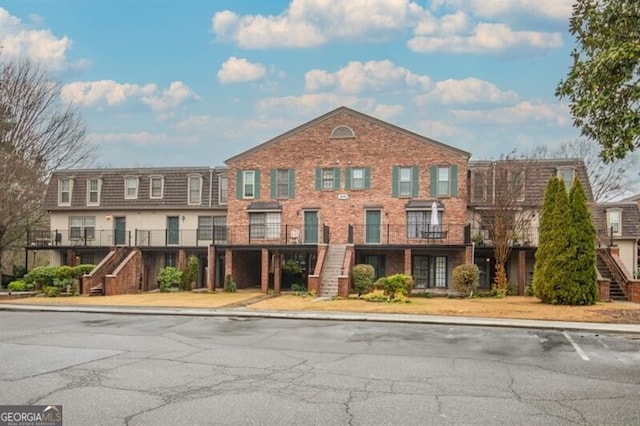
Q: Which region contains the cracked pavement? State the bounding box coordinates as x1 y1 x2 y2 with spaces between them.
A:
1 311 639 425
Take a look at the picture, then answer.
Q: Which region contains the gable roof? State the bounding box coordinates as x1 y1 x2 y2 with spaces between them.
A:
225 106 471 164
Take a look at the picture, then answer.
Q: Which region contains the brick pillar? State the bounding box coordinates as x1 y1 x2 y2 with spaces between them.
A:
404 249 412 276
597 279 611 302
465 246 473 264
207 245 215 291
274 251 282 294
261 249 269 294
224 249 233 282
517 250 526 296
609 246 620 257
177 250 186 270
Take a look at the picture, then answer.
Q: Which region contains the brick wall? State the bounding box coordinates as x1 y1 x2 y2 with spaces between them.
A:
226 110 468 245
597 279 611 302
82 247 130 294
231 251 260 288
105 249 141 295
628 280 640 303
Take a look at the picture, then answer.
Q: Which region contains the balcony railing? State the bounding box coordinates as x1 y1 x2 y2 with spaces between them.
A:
469 227 539 247
350 224 466 245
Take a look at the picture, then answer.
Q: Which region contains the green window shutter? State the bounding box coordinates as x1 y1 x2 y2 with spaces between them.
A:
254 170 261 199
392 166 399 197
236 170 243 199
430 165 437 197
315 168 322 190
450 165 458 196
364 167 371 189
334 168 340 190
270 169 277 199
412 165 419 197
288 169 295 198
344 168 352 190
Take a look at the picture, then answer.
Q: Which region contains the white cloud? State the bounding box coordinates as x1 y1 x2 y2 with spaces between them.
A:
431 0 574 21
217 57 267 84
61 80 199 112
212 0 422 48
371 104 404 121
416 78 518 106
409 22 563 54
416 119 463 140
0 7 85 70
451 101 570 125
256 93 360 116
305 60 431 94
86 131 170 147
142 81 200 112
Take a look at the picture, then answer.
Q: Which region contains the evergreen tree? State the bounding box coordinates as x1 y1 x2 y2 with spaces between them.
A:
568 178 598 304
533 177 561 298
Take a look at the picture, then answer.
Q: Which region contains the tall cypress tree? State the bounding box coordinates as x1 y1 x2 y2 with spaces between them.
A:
533 177 561 299
568 178 598 305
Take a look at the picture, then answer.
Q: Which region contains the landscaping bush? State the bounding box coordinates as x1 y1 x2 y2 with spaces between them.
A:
13 265 27 279
42 285 60 297
157 267 183 292
181 255 200 290
452 264 479 297
352 264 375 296
374 274 414 299
223 274 237 293
8 280 26 291
55 265 75 281
290 283 307 293
23 266 58 289
73 264 95 278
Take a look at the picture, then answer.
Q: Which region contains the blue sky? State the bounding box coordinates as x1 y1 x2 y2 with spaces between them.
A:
1 0 582 168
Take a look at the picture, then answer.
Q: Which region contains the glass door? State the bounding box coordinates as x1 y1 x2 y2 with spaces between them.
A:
167 216 179 245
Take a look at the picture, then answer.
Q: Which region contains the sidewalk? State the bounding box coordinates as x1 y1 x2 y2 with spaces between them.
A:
2 302 639 334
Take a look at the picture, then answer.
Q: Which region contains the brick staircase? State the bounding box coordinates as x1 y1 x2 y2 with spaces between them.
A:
83 247 132 296
596 252 627 301
319 244 347 297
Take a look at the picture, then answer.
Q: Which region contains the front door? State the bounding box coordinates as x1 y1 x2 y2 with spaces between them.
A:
114 217 126 245
365 210 381 244
413 255 430 289
303 211 318 244
167 216 179 245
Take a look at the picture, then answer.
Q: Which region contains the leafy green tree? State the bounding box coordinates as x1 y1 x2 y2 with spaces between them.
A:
568 178 598 304
533 177 561 298
181 255 200 290
556 0 640 161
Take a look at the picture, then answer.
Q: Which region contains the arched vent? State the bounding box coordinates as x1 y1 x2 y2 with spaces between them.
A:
330 125 355 139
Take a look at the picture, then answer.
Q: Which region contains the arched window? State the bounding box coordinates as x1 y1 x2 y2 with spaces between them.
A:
330 125 355 139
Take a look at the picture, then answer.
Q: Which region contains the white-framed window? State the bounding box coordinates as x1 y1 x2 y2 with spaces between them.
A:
124 177 139 199
406 210 443 238
243 170 255 199
218 175 228 205
399 167 412 197
188 175 202 205
150 176 163 199
434 256 447 288
607 209 621 236
330 125 355 139
351 168 365 190
250 212 281 240
59 178 72 205
87 178 100 205
69 216 95 240
277 169 291 198
437 166 450 196
558 167 575 191
322 168 336 190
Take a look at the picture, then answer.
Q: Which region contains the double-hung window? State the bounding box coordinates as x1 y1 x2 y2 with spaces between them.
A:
437 167 450 196
429 165 458 197
250 212 281 240
59 178 71 205
558 167 575 191
399 167 412 197
236 169 260 200
315 168 340 190
150 176 163 199
188 175 202 205
406 210 443 238
323 169 335 190
392 166 418 197
218 175 228 204
607 209 621 236
271 169 295 199
125 177 138 199
87 178 100 205
244 171 255 198
69 216 95 240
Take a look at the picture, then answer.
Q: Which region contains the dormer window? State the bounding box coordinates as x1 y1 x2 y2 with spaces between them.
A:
606 209 621 237
188 175 202 205
150 176 164 199
125 176 139 199
87 178 101 205
558 167 575 191
330 125 355 139
58 178 72 206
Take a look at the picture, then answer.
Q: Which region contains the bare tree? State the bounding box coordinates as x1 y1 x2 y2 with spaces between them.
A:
539 139 640 201
472 155 535 293
0 60 92 270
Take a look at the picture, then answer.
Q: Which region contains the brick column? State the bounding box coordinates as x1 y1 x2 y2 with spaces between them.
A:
261 249 269 294
178 249 186 270
517 250 526 296
207 245 215 291
224 249 233 282
465 246 473 264
273 251 282 294
597 279 611 302
404 249 412 276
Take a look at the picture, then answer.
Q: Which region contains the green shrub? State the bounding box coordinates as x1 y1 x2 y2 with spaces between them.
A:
375 274 414 299
73 264 95 278
352 264 375 296
56 265 75 281
157 267 183 292
452 264 480 297
23 266 58 289
8 280 26 291
13 265 27 279
282 259 303 275
42 285 60 297
290 283 307 293
181 255 200 290
223 274 237 293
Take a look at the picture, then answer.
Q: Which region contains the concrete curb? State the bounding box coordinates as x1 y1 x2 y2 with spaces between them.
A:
1 303 639 334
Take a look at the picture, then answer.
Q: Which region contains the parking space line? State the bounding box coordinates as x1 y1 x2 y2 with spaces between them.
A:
563 331 590 361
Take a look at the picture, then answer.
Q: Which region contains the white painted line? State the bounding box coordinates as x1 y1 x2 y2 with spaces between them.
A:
563 331 590 361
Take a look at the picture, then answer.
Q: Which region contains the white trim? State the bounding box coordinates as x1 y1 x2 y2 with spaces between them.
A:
124 176 139 199
149 176 164 199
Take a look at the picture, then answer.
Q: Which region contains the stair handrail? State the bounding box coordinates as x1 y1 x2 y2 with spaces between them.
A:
597 247 631 297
